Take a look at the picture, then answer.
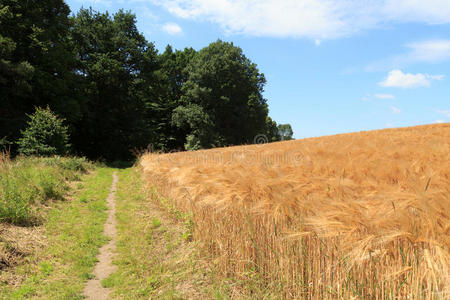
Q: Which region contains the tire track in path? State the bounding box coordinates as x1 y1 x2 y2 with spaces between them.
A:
83 171 118 300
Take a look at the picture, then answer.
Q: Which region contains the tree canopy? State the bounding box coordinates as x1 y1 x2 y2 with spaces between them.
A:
0 2 293 160
278 124 294 141
0 0 73 148
69 8 158 160
177 40 269 148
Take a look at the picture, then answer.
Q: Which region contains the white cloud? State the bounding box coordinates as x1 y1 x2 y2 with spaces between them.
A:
152 0 450 40
435 120 445 123
379 69 444 88
361 93 395 101
406 40 450 63
428 74 445 80
160 0 351 39
437 109 450 117
162 22 183 35
382 0 450 25
138 6 160 20
367 39 450 71
391 106 401 114
374 93 395 99
92 0 112 5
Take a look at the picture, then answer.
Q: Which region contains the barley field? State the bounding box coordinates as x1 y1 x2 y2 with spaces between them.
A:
140 123 450 299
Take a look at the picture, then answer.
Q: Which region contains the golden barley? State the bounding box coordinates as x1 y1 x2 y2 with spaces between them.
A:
141 123 450 299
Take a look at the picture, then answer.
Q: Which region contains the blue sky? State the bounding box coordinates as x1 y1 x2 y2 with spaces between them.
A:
66 0 450 139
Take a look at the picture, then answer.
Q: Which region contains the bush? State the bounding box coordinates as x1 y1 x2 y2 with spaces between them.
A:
17 107 71 156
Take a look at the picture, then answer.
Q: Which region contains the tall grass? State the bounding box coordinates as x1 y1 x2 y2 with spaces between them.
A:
141 123 450 298
0 154 92 225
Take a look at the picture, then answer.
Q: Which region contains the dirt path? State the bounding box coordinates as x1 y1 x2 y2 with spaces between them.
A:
83 171 118 300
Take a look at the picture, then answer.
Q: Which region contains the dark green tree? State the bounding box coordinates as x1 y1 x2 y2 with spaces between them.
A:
70 8 159 160
265 116 281 142
277 124 294 141
0 0 75 151
147 45 197 150
172 103 218 150
17 107 70 156
176 40 269 149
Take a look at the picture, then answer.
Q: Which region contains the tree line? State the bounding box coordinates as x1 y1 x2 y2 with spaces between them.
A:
0 0 293 160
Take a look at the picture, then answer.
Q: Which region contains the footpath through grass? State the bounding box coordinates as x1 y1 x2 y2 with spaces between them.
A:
104 168 218 299
0 157 115 299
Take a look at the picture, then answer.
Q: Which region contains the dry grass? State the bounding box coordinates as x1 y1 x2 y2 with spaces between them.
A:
140 123 450 299
0 224 46 287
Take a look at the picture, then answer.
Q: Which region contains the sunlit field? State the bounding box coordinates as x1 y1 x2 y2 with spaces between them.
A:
141 123 450 299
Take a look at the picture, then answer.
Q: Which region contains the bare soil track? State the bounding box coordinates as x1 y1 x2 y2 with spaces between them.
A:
83 172 118 299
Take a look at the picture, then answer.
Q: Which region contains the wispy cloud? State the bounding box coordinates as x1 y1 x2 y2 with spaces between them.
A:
162 22 183 35
434 110 449 124
367 39 450 71
361 93 395 101
379 69 444 88
436 109 450 117
374 93 395 99
77 0 112 6
152 0 450 40
137 5 160 20
391 106 401 114
407 40 450 63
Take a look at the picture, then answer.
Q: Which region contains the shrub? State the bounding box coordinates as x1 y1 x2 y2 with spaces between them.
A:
17 107 71 156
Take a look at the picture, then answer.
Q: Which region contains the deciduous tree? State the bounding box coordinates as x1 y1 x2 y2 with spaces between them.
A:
177 40 269 148
70 8 158 160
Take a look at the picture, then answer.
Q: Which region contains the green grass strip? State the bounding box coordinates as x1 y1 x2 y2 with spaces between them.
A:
1 167 115 299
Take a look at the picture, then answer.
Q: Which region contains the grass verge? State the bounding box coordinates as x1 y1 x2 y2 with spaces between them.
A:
0 154 92 225
0 166 114 299
104 167 213 299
